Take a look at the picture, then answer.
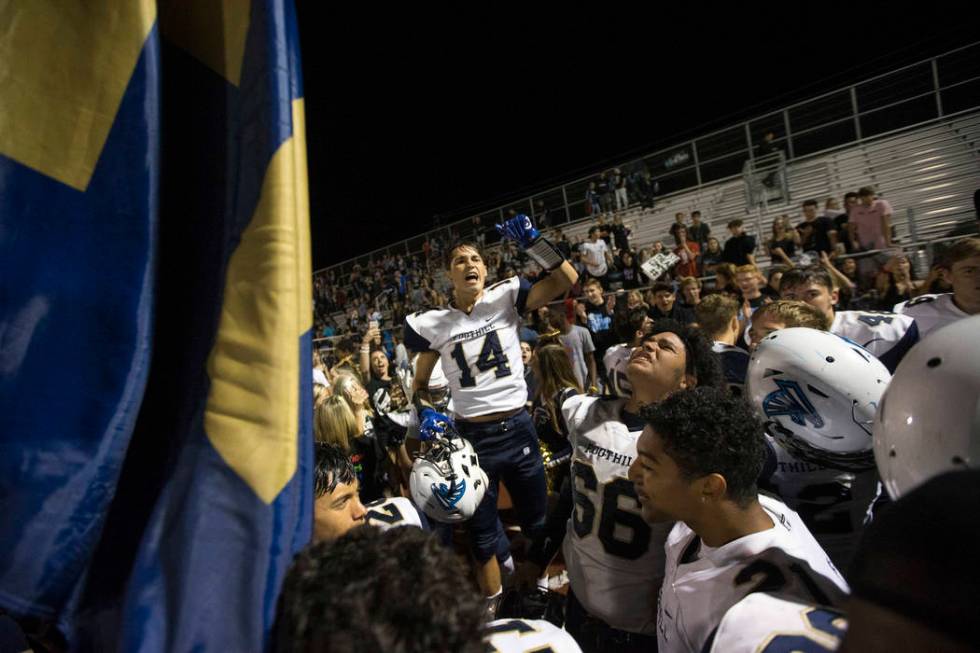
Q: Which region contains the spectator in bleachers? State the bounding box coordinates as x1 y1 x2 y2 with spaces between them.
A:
797 198 838 255
595 215 613 247
672 224 701 279
735 264 769 311
756 130 782 187
669 212 686 239
688 210 710 250
876 252 924 310
550 310 596 391
597 171 613 215
712 262 740 297
636 169 657 208
552 228 572 259
721 219 757 267
582 278 616 385
701 236 724 275
313 350 330 391
529 305 552 335
822 196 845 221
678 276 702 312
613 167 628 211
618 249 645 289
647 281 695 325
610 214 632 252
528 341 581 489
519 341 538 405
585 181 601 216
767 214 801 267
626 289 649 312
580 226 613 284
849 186 894 252
763 266 785 301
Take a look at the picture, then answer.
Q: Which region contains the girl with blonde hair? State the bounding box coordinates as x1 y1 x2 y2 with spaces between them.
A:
325 374 384 501
314 395 359 452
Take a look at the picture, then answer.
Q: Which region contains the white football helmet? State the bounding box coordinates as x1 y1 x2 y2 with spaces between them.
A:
410 435 488 523
747 327 891 472
873 315 980 499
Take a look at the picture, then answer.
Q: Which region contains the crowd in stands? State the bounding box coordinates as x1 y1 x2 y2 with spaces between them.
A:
293 183 979 651
315 185 978 363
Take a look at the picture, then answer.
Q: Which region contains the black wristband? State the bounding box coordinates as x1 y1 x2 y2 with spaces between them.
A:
526 237 565 271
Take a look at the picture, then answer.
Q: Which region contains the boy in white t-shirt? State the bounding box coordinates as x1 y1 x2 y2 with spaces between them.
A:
579 226 613 282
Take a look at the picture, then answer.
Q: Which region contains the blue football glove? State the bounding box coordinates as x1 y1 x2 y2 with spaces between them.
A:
418 407 452 442
495 214 540 249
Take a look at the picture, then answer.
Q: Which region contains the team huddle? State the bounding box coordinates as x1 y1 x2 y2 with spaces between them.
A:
282 215 980 653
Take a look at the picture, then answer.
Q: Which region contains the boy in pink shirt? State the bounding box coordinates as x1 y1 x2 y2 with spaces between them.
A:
848 186 893 251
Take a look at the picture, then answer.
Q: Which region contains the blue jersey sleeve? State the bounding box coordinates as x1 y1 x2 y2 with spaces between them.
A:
402 318 432 352
515 276 532 314
877 319 919 373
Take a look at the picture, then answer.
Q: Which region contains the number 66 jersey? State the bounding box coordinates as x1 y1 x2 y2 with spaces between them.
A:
561 394 674 635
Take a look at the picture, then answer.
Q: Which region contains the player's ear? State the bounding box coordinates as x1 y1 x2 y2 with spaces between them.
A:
830 287 839 306
701 473 727 503
679 372 696 390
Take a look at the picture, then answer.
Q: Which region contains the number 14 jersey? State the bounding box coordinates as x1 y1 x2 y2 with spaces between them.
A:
404 276 530 417
561 395 673 635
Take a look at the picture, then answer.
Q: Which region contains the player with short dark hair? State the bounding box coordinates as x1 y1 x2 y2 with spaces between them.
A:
780 265 918 372
525 321 723 651
404 215 577 605
273 526 486 653
313 442 367 543
629 387 847 653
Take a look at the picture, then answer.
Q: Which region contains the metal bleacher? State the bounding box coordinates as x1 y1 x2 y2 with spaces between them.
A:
545 110 980 271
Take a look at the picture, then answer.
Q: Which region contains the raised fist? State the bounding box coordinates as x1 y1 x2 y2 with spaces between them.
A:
495 214 540 249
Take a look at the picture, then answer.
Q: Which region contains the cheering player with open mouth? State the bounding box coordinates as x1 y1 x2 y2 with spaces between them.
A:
403 215 578 610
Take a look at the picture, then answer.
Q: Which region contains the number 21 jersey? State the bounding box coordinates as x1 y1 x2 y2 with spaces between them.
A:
561 394 673 635
403 276 530 417
658 494 847 653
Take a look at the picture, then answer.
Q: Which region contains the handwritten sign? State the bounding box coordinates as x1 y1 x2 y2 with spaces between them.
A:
641 252 680 280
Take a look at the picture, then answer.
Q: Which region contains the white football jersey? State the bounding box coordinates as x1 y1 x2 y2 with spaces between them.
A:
363 497 424 531
561 395 673 635
603 343 633 398
704 593 847 653
894 292 969 337
712 342 749 397
403 276 530 417
762 436 879 570
484 619 582 653
658 493 848 653
830 310 919 372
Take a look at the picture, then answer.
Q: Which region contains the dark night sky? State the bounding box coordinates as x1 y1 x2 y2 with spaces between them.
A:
295 3 976 270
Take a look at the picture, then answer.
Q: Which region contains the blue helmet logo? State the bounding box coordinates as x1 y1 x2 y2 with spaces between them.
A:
763 379 824 428
432 478 466 511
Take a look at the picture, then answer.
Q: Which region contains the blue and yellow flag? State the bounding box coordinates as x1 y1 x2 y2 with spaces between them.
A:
0 2 313 649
